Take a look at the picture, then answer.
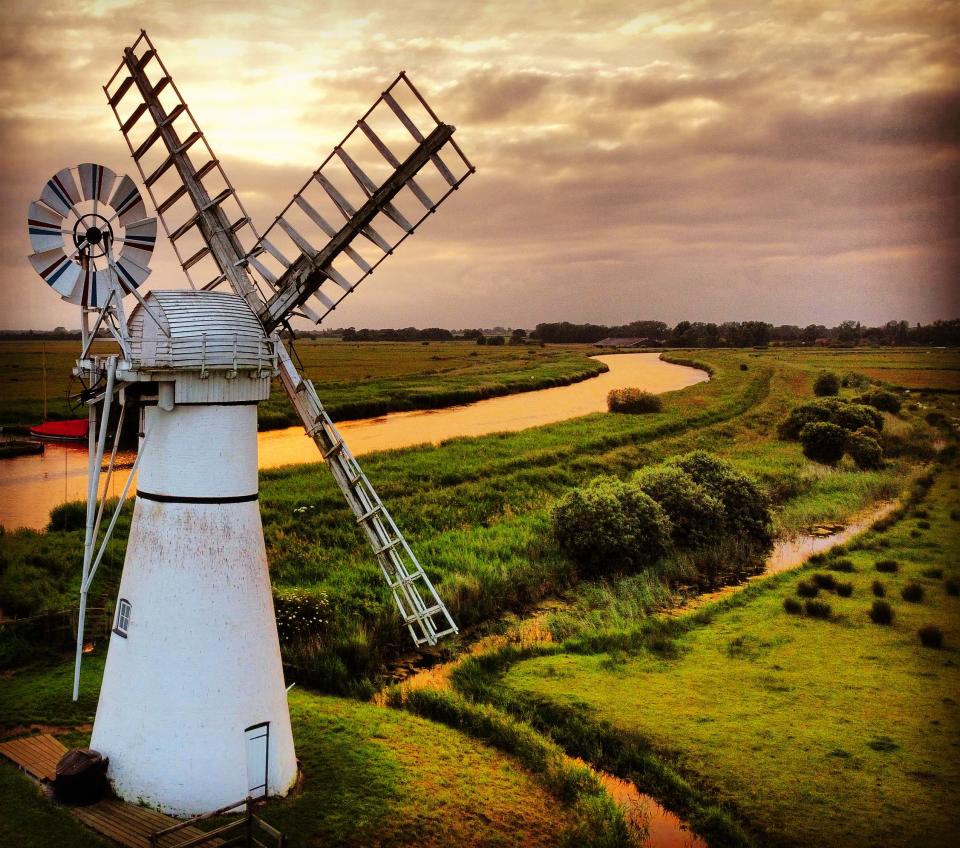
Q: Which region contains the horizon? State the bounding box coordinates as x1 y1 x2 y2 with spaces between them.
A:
2 1 958 331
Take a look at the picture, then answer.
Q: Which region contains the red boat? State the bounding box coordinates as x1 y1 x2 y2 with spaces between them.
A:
29 419 89 441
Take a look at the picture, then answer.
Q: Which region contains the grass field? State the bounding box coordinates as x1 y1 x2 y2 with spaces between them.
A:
0 654 624 847
446 467 960 848
1 344 958 846
0 339 606 430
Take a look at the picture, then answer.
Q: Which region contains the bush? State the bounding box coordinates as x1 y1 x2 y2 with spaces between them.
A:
800 422 848 464
875 559 899 573
739 363 748 371
871 580 885 597
828 558 856 572
858 389 901 414
805 599 832 618
901 582 924 603
783 597 802 614
945 578 960 597
921 567 943 579
835 582 854 597
607 388 663 414
796 581 819 598
854 425 881 442
813 371 840 396
47 500 87 532
841 372 870 389
869 600 894 624
670 451 773 550
917 520 930 529
846 432 884 469
812 573 837 591
552 476 673 577
633 465 725 550
778 398 884 440
918 625 944 649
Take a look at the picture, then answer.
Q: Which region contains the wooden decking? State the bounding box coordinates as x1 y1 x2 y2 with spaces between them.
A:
0 732 64 782
73 799 223 848
0 734 222 847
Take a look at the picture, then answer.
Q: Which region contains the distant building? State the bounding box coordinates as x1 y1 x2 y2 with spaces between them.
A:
593 337 660 348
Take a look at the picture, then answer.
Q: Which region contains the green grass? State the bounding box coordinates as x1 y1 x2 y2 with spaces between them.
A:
0 655 618 847
0 339 607 430
3 348 949 688
492 465 960 847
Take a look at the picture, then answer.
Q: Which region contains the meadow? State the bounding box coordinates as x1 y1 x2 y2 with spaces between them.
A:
1 344 958 846
0 339 605 430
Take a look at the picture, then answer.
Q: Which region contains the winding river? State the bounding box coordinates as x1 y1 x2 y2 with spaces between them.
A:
0 353 707 530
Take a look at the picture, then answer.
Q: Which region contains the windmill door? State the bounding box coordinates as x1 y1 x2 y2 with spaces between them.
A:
244 722 270 799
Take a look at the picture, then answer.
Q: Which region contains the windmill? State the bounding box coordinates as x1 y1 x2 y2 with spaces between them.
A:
26 30 473 815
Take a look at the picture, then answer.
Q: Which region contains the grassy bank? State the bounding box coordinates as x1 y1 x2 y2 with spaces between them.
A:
0 654 627 847
2 349 951 687
460 465 960 847
0 339 606 431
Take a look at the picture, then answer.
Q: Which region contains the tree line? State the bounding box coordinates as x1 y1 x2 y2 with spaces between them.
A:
532 319 960 347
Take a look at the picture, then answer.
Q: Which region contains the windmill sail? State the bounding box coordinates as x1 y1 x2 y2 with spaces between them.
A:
104 31 467 648
241 72 475 333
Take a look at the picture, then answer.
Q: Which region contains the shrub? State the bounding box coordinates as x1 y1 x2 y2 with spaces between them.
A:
834 403 884 433
779 398 884 440
872 580 885 597
812 573 837 591
869 600 894 624
796 581 819 598
901 582 924 603
857 389 901 414
552 476 673 577
875 559 899 573
854 425 881 442
805 599 832 618
783 597 802 614
800 422 848 464
835 582 854 597
841 372 870 389
739 363 748 371
813 371 840 396
921 567 943 579
918 625 944 649
47 500 87 532
846 432 884 469
945 579 960 597
670 451 773 550
633 465 725 550
607 388 662 414
917 520 930 530
828 558 856 572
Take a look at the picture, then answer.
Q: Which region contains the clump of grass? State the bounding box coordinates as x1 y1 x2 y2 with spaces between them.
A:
945 579 960 597
783 597 802 615
950 509 959 521
921 567 943 579
607 388 663 414
827 558 856 573
918 625 944 649
796 581 819 598
808 553 827 565
877 538 891 549
901 582 924 603
805 599 832 619
835 582 854 598
875 559 899 573
869 600 894 624
812 573 837 591
913 509 928 519
872 580 886 597
917 520 931 530
910 529 922 538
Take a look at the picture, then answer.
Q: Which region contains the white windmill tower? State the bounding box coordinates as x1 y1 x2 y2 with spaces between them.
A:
26 30 473 816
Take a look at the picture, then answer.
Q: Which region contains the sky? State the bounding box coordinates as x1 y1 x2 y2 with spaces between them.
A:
1 0 957 331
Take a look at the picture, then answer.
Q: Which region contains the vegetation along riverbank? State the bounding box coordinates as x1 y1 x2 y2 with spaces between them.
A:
1 345 958 846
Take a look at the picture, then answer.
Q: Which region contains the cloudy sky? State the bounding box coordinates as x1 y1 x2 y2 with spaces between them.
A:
2 0 957 330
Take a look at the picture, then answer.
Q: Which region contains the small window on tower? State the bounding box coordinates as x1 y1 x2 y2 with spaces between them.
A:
114 599 132 638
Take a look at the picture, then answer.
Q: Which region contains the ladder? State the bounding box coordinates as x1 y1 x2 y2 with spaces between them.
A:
276 341 457 647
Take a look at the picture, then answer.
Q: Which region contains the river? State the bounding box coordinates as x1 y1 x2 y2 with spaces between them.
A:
0 353 707 530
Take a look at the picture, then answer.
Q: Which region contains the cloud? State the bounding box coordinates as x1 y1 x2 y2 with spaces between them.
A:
0 0 958 332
